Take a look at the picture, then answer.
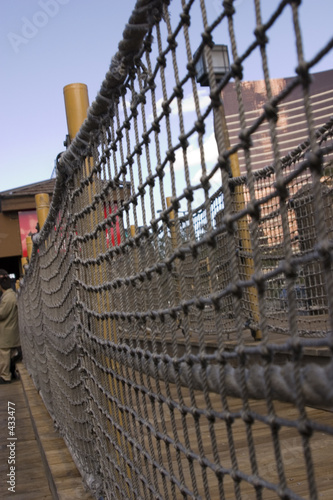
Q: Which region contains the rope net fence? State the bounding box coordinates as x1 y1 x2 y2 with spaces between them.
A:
18 0 333 498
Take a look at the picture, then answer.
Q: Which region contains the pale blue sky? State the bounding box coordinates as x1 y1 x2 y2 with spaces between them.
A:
0 0 332 192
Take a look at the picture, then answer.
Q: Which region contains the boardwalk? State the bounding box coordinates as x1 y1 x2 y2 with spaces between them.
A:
131 374 333 499
0 364 93 500
0 361 332 499
0 372 52 499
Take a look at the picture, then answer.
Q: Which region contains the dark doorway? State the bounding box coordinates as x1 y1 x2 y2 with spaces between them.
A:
0 256 21 280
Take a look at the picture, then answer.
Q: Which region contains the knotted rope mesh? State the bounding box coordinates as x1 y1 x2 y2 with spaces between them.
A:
18 0 333 498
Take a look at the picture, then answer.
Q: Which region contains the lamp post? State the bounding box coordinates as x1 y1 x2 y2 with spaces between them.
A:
194 44 235 159
194 44 262 341
194 44 230 87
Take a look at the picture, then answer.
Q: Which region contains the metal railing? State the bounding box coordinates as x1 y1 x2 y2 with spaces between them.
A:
18 0 333 498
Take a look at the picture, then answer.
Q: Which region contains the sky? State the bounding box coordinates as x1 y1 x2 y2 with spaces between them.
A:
0 0 332 193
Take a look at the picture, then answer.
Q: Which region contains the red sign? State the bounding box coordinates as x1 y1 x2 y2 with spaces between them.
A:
18 211 38 257
104 203 121 247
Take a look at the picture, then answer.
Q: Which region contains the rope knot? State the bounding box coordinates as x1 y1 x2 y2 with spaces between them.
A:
183 188 194 202
180 12 190 26
209 89 222 108
157 54 167 68
195 119 205 135
264 102 278 122
162 100 171 115
166 148 176 163
230 283 243 298
186 61 197 78
305 150 322 175
239 129 253 150
173 84 184 99
247 200 260 221
179 134 189 149
167 35 177 51
254 25 268 47
201 31 214 48
231 60 243 80
200 174 211 191
274 179 289 201
223 0 235 16
296 62 312 86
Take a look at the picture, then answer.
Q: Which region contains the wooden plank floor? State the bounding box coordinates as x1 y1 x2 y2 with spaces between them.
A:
17 363 94 500
2 361 332 499
0 364 94 500
108 374 333 500
0 373 52 499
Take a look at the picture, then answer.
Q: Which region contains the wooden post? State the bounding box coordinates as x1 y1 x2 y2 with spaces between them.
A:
166 197 177 250
63 83 89 141
215 104 261 341
35 193 50 231
166 197 182 305
21 257 28 275
26 236 33 261
63 82 132 487
130 225 139 273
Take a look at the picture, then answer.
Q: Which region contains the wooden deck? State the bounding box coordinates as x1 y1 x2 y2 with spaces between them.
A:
0 362 332 499
0 363 93 500
0 374 52 500
129 375 333 500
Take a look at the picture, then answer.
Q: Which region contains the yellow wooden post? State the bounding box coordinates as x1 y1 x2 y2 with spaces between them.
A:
35 193 50 231
64 83 132 486
166 197 177 250
21 257 28 275
63 83 89 141
216 104 261 341
26 236 33 261
166 197 182 306
130 225 139 273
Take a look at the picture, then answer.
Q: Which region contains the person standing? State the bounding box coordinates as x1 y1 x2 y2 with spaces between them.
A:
0 270 21 383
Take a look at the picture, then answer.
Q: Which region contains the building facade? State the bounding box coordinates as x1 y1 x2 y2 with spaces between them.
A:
221 69 333 176
0 179 55 279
